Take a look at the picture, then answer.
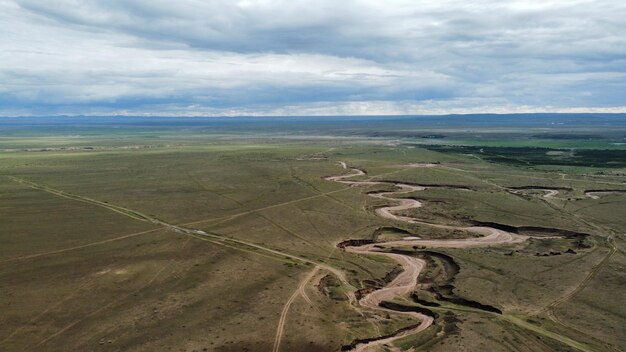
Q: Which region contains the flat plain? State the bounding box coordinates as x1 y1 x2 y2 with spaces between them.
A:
0 114 624 352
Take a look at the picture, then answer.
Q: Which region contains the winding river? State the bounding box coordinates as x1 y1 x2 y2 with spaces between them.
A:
325 162 535 351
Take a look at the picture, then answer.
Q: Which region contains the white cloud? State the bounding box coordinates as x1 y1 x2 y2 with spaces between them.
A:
1 0 625 115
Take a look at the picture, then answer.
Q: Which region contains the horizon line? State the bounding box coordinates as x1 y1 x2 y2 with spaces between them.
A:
2 112 626 119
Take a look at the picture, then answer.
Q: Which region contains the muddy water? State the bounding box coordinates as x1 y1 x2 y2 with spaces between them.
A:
326 162 529 351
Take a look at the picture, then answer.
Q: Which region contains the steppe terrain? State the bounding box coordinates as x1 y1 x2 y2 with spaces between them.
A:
1 115 624 351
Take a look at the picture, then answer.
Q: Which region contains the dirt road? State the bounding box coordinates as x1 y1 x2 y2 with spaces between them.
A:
8 163 592 352
272 265 321 352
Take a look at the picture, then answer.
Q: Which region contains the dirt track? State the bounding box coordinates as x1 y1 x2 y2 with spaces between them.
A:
272 265 321 352
8 163 586 352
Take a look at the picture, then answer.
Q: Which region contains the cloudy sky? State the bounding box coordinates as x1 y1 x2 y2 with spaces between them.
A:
1 0 625 116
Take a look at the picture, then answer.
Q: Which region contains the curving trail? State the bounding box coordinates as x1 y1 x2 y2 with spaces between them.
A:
324 162 533 351
8 163 587 351
272 265 321 352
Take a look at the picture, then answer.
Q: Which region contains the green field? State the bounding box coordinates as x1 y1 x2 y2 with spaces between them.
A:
0 115 624 351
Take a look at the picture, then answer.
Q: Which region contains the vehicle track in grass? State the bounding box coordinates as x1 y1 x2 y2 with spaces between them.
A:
272 265 321 352
5 163 606 352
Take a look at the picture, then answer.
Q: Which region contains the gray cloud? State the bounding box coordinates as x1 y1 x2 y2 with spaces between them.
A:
1 0 625 115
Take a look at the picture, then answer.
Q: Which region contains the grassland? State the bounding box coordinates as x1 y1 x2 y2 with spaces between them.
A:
0 115 624 351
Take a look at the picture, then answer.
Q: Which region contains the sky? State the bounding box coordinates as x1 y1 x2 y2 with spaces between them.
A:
1 0 625 116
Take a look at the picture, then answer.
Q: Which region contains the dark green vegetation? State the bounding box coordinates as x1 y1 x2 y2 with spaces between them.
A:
424 145 626 168
0 114 624 351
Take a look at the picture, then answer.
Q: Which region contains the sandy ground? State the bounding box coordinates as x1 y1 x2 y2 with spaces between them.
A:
343 249 433 352
583 191 626 199
543 189 559 199
586 192 601 199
